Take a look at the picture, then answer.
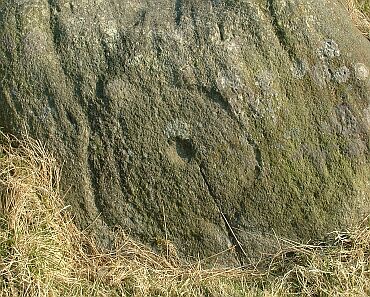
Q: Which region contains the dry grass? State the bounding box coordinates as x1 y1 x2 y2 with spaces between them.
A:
342 0 370 39
0 134 369 297
0 133 264 297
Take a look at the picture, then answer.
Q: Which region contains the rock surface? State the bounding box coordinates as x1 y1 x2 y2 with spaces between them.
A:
0 0 369 265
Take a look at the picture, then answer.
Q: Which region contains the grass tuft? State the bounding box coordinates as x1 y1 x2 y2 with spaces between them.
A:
0 134 369 296
342 0 370 39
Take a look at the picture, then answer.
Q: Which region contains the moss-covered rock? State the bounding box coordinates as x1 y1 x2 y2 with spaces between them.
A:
0 0 369 265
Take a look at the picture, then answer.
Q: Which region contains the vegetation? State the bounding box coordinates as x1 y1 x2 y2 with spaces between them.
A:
0 132 369 297
0 2 368 297
343 0 370 39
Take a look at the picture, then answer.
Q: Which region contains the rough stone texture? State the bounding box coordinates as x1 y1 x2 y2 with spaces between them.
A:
0 0 369 265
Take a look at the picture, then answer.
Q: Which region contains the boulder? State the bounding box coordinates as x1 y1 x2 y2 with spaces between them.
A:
0 0 369 265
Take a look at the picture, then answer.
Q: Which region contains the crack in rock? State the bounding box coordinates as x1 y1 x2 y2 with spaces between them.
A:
199 163 247 266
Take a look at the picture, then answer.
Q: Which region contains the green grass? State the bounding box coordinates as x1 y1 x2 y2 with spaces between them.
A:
0 135 369 297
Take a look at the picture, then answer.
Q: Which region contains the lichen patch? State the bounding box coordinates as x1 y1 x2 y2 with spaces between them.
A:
164 119 191 139
98 16 119 47
334 66 350 83
255 71 276 97
291 59 309 79
312 63 331 87
318 39 340 60
354 63 369 81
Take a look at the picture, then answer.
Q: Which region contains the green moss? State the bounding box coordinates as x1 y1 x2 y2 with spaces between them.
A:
0 0 369 265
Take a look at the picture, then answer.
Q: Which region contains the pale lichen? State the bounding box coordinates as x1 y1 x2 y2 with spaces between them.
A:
291 59 309 79
312 63 331 87
164 120 191 139
334 66 350 83
255 71 276 97
216 71 243 92
99 18 119 46
318 39 340 60
354 63 369 81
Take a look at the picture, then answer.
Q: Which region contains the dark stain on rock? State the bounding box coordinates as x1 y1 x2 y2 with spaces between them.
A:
175 0 183 26
175 137 196 162
201 86 233 117
217 22 225 42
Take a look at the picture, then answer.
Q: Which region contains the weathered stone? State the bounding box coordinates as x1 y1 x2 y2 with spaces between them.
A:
0 0 369 265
